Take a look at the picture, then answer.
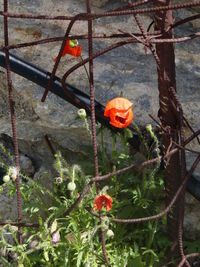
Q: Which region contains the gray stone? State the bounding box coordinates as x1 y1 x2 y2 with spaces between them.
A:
19 155 35 177
184 194 200 240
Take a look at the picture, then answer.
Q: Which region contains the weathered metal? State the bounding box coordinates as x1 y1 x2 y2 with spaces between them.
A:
154 0 181 252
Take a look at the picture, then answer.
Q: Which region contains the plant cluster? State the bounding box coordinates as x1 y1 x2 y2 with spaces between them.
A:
0 106 177 267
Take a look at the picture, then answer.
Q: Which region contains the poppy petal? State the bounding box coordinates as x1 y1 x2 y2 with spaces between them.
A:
104 97 133 115
54 39 82 61
104 194 113 211
109 108 133 128
94 194 113 211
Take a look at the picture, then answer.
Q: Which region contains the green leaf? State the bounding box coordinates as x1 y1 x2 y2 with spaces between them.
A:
44 250 49 262
38 216 43 227
51 220 58 234
77 250 83 267
112 150 118 159
142 249 158 258
127 256 144 267
0 256 13 267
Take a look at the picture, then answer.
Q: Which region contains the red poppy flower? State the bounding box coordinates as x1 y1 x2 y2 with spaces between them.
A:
94 194 113 211
54 39 82 61
104 97 133 128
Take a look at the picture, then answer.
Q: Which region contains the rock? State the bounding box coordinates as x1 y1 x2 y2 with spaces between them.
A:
184 193 200 239
0 1 199 153
19 155 35 177
92 0 109 7
31 166 55 212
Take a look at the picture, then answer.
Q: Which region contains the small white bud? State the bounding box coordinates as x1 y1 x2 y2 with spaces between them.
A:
67 182 76 191
3 175 10 183
106 229 114 239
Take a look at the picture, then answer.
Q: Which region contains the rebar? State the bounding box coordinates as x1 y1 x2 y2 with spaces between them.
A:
3 0 23 244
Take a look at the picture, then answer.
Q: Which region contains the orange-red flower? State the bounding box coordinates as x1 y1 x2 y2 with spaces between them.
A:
54 39 82 61
94 194 113 211
104 97 133 128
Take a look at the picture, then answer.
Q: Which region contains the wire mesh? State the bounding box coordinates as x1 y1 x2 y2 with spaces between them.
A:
0 0 200 265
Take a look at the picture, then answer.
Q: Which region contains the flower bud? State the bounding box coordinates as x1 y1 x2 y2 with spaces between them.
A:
101 223 108 232
106 229 114 239
72 164 81 173
146 124 152 132
3 175 10 183
67 182 76 191
69 39 78 48
77 109 86 120
52 231 60 246
55 177 63 184
9 166 18 181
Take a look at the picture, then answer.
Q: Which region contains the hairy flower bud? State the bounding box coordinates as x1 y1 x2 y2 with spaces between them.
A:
9 166 18 181
78 109 86 120
146 124 152 132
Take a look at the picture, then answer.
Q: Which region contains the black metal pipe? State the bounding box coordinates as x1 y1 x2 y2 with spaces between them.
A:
0 51 109 126
0 51 139 138
0 51 199 201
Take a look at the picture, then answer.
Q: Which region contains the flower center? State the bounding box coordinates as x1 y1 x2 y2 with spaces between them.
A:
116 116 126 124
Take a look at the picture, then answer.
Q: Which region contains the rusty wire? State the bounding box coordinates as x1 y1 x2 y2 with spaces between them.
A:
0 1 200 20
86 0 110 265
178 253 200 267
0 0 200 266
169 87 188 263
3 0 23 244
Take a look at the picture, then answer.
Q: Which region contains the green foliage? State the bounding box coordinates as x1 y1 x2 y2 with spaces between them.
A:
0 121 194 266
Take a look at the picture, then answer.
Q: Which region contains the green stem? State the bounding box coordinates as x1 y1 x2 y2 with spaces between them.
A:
132 122 150 159
100 126 107 167
146 125 161 179
72 166 75 183
84 118 92 140
80 55 90 82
